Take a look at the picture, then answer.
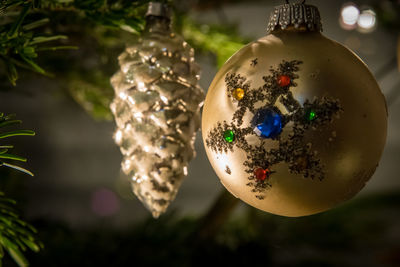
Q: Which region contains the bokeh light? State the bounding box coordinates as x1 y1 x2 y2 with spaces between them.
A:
91 188 120 217
357 9 377 32
340 3 377 33
341 3 360 27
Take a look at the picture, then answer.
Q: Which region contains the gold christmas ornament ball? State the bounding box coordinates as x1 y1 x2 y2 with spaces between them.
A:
202 3 387 217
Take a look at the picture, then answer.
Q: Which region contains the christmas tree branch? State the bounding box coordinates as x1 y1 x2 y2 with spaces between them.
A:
0 113 34 176
0 112 42 267
0 191 42 267
0 0 74 85
0 0 248 86
0 0 151 85
181 17 248 68
0 0 249 122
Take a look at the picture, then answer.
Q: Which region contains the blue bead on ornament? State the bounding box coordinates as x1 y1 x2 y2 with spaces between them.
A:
251 108 283 139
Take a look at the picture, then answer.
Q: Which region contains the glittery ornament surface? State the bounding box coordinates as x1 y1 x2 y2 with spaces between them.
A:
206 60 342 200
110 15 204 218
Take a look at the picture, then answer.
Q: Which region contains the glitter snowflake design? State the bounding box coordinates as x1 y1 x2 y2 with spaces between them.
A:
206 60 342 200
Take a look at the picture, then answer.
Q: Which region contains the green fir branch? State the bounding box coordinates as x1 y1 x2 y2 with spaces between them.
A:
181 17 248 68
0 0 248 120
40 0 151 33
0 0 152 85
0 191 42 267
0 113 34 176
0 130 35 139
0 162 34 176
0 113 41 267
0 0 72 85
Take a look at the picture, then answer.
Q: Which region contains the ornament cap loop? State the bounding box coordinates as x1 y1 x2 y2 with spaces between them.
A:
266 2 322 34
146 2 171 20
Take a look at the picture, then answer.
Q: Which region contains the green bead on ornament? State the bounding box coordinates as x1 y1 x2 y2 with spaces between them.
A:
223 130 235 143
306 109 317 121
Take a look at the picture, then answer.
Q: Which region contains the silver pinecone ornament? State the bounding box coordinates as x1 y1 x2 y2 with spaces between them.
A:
110 2 204 218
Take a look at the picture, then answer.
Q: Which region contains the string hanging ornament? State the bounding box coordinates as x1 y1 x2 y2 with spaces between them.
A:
202 0 387 216
110 2 204 218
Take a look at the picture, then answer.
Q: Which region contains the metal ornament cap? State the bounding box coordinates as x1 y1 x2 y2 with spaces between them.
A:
266 1 322 34
146 2 171 19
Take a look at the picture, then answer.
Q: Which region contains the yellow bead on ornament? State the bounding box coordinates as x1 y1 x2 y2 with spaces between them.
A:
202 2 387 217
233 88 245 100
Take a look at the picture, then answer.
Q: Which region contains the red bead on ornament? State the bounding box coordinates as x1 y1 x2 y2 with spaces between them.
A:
254 168 270 181
277 75 291 87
